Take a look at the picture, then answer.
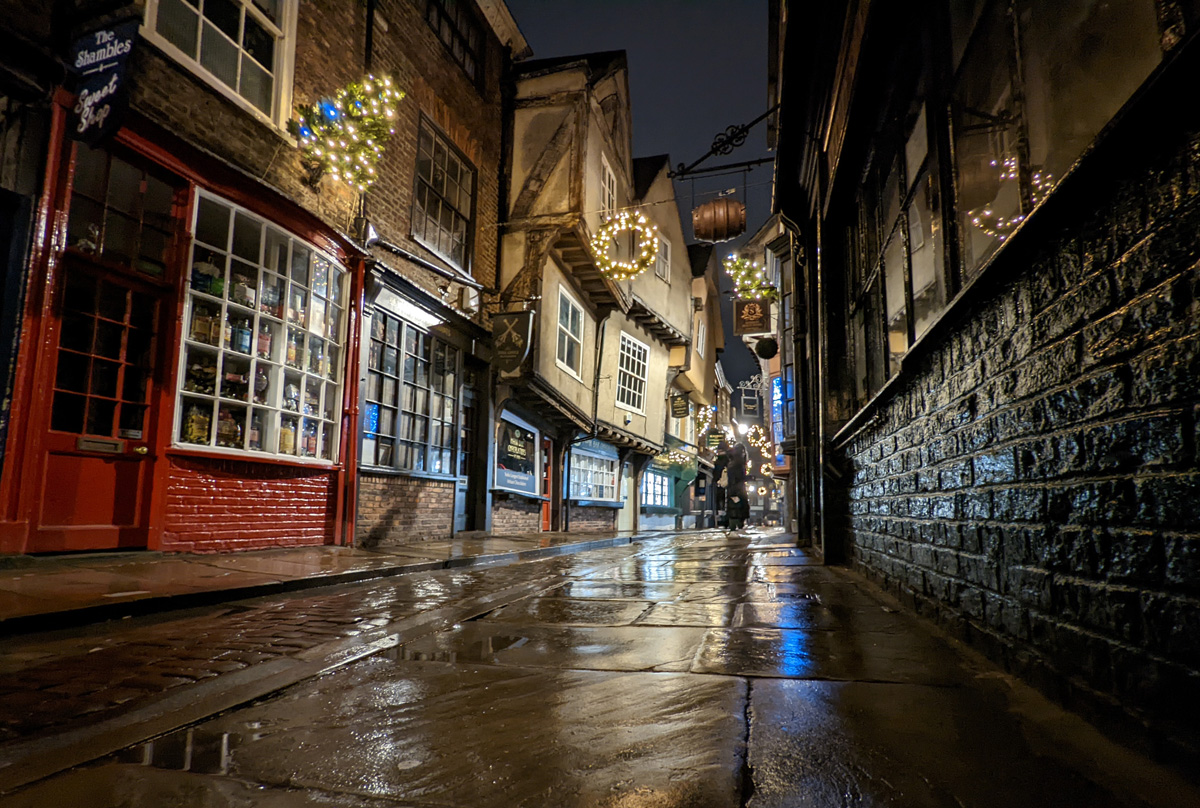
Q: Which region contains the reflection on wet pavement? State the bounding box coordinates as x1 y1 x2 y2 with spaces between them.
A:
3 529 1190 807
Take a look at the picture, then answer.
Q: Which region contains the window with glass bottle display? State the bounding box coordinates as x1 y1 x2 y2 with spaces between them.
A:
178 193 345 461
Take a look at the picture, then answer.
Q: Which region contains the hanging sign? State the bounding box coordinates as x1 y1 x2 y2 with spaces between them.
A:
733 299 770 335
68 19 139 145
706 431 724 449
670 395 690 418
493 310 534 373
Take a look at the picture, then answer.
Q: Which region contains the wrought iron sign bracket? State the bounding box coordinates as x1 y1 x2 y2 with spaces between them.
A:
670 104 780 178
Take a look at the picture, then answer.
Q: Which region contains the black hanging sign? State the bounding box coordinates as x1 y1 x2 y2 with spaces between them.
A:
670 395 690 418
733 299 770 336
706 431 723 449
493 310 534 373
68 19 139 145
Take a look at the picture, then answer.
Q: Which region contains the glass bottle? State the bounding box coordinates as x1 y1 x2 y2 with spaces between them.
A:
216 408 241 447
234 317 252 354
257 322 273 359
253 365 270 404
248 411 263 450
303 420 318 456
279 419 296 454
183 404 210 444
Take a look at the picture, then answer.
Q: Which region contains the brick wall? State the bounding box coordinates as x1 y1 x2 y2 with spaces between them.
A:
162 456 336 552
492 496 541 536
357 472 454 546
835 73 1200 760
568 505 617 533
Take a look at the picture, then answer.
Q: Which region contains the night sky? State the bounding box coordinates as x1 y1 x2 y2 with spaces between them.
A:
504 0 770 384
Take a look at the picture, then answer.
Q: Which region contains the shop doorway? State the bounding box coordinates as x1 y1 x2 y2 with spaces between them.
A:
29 262 168 552
453 387 476 533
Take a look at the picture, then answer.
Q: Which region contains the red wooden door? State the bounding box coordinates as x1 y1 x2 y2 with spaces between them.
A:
30 264 166 552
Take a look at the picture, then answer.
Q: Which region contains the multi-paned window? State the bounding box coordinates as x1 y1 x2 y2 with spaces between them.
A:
600 154 616 215
641 470 671 507
654 238 671 281
362 309 459 475
570 452 618 500
146 0 290 120
841 1 1165 416
616 332 648 413
67 144 181 278
413 120 474 273
556 287 584 376
695 317 706 359
425 0 484 85
178 193 345 461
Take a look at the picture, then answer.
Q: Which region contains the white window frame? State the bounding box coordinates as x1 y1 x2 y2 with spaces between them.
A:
641 470 671 507
569 451 619 501
555 286 584 379
655 238 671 281
615 332 648 414
695 317 706 358
176 190 347 464
141 0 298 130
600 154 617 216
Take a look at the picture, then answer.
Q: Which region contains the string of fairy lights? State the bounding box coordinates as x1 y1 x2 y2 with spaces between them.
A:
289 75 404 192
723 256 777 300
967 156 1055 243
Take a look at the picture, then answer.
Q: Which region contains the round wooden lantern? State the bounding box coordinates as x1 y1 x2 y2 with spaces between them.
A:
692 198 746 243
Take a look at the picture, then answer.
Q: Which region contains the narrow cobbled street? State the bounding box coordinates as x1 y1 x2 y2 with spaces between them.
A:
1 529 1191 807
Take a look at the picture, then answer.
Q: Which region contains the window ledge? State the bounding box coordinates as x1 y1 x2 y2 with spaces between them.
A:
570 499 623 509
641 505 680 516
491 487 549 502
359 466 458 482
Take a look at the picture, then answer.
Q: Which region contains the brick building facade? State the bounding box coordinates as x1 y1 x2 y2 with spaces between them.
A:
0 0 527 554
771 0 1200 770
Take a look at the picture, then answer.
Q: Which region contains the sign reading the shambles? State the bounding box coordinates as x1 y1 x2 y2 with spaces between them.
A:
733 299 770 336
493 310 533 373
670 395 689 418
68 19 139 145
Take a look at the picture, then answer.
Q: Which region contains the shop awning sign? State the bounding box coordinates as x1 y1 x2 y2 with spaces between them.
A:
493 310 533 374
670 395 690 418
68 19 139 145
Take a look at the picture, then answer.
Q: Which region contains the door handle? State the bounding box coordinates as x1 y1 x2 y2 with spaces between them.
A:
132 446 149 455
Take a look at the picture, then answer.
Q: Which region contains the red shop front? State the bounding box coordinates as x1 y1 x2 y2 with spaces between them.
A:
0 100 363 555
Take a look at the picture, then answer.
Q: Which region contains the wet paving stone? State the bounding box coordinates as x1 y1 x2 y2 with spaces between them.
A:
633 601 737 627
485 598 652 626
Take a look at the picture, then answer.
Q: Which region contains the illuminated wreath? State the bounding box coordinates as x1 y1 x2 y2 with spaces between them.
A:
590 210 660 281
289 75 405 192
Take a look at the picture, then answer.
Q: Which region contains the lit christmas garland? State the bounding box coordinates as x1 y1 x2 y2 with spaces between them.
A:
760 462 774 477
590 210 660 281
967 157 1055 243
744 424 774 456
289 75 404 192
695 404 715 436
724 256 777 301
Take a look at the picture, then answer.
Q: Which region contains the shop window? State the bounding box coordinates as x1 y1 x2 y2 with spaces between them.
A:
413 119 474 273
496 415 538 494
556 286 583 377
425 0 484 85
641 470 671 507
952 0 1161 278
362 309 459 475
177 193 345 461
66 144 182 276
570 452 618 500
144 0 292 121
655 238 671 281
616 332 648 413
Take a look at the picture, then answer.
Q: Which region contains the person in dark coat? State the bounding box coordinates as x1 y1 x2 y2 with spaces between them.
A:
713 439 750 530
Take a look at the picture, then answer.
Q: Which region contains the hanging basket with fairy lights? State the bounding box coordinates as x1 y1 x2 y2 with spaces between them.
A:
724 255 777 301
590 210 660 281
288 74 405 192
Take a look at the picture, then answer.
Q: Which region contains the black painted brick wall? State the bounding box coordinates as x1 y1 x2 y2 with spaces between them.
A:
836 61 1200 763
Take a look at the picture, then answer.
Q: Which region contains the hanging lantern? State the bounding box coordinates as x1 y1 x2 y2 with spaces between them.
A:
692 197 746 243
